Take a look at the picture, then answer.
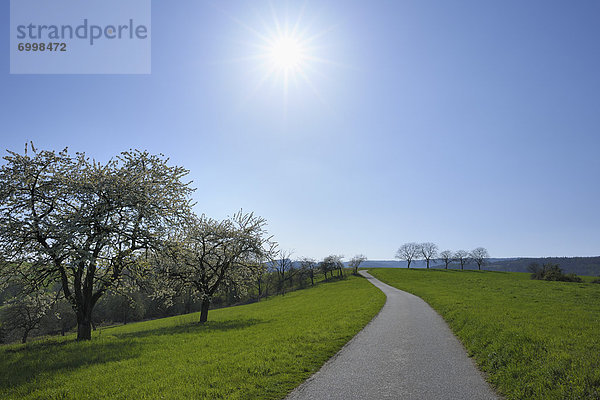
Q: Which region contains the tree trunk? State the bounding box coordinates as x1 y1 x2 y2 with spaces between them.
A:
21 329 30 344
407 260 411 269
77 313 92 341
426 259 430 269
199 298 210 323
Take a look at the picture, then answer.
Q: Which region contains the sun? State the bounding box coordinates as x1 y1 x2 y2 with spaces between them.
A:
268 36 305 71
218 3 341 113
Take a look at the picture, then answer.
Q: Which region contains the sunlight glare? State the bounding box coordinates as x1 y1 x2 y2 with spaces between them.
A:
269 36 304 70
219 3 343 116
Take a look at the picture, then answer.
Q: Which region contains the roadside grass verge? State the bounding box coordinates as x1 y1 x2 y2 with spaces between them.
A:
367 268 600 399
0 275 385 400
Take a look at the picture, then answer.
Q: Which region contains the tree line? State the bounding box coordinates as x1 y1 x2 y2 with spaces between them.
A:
395 242 490 270
0 146 328 343
0 251 362 344
0 145 367 344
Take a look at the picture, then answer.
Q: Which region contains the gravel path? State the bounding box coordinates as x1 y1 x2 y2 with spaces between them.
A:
285 270 499 400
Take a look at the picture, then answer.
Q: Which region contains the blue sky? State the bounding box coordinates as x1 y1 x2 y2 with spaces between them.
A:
1 1 599 259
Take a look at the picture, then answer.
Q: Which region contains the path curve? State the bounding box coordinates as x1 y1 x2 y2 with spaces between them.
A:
285 270 499 400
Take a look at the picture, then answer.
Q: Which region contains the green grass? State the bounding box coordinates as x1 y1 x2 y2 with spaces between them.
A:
368 268 600 400
0 275 385 400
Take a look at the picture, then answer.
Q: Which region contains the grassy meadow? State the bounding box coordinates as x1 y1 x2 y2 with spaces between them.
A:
0 275 385 400
368 268 600 400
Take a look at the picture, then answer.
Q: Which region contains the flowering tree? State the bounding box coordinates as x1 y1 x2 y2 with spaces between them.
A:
349 255 367 275
320 255 344 278
158 211 276 323
0 145 193 340
0 288 54 343
299 257 318 285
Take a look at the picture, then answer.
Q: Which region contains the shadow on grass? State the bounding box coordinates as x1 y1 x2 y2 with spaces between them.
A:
111 317 265 340
316 275 348 285
0 337 143 391
0 318 265 393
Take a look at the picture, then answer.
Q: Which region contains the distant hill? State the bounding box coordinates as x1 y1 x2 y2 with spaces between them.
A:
486 257 600 276
353 257 600 276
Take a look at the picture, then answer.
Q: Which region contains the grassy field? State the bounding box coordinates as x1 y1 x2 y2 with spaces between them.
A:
0 275 385 400
368 268 600 400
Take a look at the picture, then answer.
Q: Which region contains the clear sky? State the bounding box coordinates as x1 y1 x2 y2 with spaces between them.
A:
1 1 599 260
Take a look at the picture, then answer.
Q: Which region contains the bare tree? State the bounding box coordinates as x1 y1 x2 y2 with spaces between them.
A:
335 255 345 277
159 211 276 322
287 262 301 287
274 250 294 295
454 250 470 270
419 243 438 269
299 257 317 286
253 262 269 300
396 243 420 268
470 247 490 271
0 146 193 340
439 250 453 269
349 255 367 275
